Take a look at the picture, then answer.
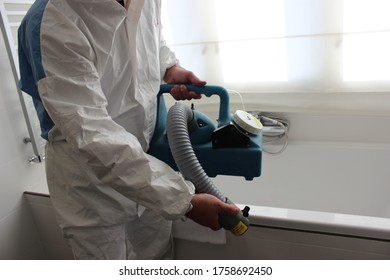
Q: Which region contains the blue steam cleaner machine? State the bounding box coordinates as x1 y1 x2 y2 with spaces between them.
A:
148 85 262 236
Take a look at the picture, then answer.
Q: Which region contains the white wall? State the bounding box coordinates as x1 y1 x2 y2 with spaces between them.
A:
0 30 48 259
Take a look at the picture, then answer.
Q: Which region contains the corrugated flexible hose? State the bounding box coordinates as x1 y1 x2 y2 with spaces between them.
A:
166 103 225 201
166 103 250 236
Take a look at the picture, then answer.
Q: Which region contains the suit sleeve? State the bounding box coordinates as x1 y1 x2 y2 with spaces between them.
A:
38 5 194 220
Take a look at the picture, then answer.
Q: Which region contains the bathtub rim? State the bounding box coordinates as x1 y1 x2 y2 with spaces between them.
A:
239 204 390 242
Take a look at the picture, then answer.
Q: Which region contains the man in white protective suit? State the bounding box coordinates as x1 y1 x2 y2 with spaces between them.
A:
18 0 239 259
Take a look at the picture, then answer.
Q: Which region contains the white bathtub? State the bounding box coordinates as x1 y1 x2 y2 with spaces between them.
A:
25 110 390 259
174 141 390 259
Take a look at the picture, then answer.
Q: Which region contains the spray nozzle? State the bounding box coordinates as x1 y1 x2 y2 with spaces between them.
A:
218 198 250 236
242 206 250 218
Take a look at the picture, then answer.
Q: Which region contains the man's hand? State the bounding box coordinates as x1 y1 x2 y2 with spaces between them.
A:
164 65 206 101
185 193 240 231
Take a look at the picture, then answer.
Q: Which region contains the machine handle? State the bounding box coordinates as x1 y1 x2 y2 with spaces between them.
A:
159 84 231 126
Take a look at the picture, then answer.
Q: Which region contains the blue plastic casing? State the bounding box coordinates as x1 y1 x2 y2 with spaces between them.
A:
147 85 262 180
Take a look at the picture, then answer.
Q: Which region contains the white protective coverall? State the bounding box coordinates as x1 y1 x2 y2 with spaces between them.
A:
22 0 195 259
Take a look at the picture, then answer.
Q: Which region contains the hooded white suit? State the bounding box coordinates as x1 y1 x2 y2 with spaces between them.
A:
18 0 195 259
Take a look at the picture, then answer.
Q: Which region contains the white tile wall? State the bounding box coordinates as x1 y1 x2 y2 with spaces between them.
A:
0 25 48 259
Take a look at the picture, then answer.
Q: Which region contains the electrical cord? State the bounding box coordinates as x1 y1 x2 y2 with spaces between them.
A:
227 89 246 111
227 89 290 155
259 115 290 155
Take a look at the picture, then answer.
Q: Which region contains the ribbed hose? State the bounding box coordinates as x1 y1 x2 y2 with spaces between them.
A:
166 103 225 201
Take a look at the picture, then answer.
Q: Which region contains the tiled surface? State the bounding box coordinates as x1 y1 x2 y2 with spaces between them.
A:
0 30 49 260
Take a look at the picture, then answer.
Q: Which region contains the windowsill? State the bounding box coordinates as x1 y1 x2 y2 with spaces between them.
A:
164 91 390 144
169 89 390 117
240 91 390 116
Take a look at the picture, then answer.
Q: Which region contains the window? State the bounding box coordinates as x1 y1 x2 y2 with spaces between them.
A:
343 0 390 81
214 0 287 83
162 0 390 114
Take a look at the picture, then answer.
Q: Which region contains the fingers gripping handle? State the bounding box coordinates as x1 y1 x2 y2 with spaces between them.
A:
218 198 250 236
159 84 231 126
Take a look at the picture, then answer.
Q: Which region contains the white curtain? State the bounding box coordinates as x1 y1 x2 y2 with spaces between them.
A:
162 0 390 115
